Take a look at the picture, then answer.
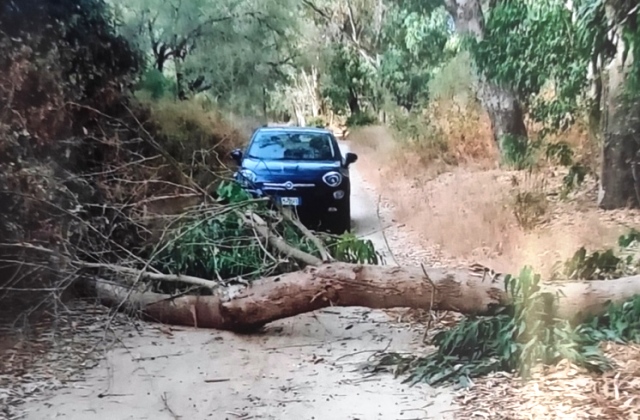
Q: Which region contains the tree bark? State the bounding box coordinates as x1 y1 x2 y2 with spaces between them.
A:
599 107 640 209
301 67 321 118
294 103 306 127
175 56 187 101
598 9 640 209
91 262 640 332
478 83 529 150
444 0 528 150
348 86 360 114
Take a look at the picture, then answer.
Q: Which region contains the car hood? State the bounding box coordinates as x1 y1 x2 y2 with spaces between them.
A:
242 158 342 182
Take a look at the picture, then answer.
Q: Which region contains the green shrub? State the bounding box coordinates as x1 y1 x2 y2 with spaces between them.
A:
346 111 377 127
389 111 449 162
322 233 380 265
306 116 327 128
502 137 591 197
137 69 176 99
544 141 590 195
149 181 380 294
500 134 539 170
388 267 610 388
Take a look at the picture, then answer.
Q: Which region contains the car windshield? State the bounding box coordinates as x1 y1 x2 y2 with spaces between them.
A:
246 131 337 161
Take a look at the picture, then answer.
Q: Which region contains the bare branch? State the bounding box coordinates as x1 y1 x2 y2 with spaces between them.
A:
302 0 333 22
280 208 332 263
346 0 360 45
79 262 219 289
242 212 323 267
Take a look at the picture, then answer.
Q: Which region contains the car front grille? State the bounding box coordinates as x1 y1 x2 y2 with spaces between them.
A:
260 182 337 202
253 181 348 227
262 182 315 191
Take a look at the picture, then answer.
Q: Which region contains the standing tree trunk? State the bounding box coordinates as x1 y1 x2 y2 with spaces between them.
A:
478 83 529 150
175 56 187 101
156 53 166 73
599 96 640 209
444 0 528 150
262 86 268 122
293 102 306 126
302 67 321 118
598 7 640 209
348 86 360 114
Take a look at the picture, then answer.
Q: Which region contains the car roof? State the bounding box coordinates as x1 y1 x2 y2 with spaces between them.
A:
253 126 332 135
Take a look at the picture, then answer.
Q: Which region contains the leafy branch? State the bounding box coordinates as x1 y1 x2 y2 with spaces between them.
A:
368 230 640 388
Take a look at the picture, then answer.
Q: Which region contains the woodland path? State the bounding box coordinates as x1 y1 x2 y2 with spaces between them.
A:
19 142 456 420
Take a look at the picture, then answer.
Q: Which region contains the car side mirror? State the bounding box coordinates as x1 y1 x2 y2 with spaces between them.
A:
344 152 358 166
230 149 243 165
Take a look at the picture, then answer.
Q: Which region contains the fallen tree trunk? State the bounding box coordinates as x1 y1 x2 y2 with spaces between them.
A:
91 262 640 331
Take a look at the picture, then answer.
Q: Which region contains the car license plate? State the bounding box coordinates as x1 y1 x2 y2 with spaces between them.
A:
280 197 301 206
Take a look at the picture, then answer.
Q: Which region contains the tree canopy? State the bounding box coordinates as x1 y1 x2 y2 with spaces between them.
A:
101 0 640 208
110 0 301 110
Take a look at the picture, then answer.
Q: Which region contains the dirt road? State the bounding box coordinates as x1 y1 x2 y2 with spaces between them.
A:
20 143 456 420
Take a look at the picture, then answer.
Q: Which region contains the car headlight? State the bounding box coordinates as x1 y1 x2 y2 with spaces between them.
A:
322 171 342 187
237 169 257 186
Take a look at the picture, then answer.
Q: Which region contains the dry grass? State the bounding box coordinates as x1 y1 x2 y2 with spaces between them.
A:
139 97 249 156
511 171 550 231
427 99 498 164
383 168 520 267
349 100 496 177
130 96 258 192
347 78 640 277
350 125 640 278
456 343 640 419
523 92 600 172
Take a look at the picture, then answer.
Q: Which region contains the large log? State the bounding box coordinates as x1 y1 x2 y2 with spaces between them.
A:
92 262 640 331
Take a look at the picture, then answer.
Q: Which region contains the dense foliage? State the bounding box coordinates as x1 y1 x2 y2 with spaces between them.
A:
106 0 458 119
379 3 453 111
110 0 301 113
0 0 145 319
151 181 380 295
471 0 596 131
102 0 638 159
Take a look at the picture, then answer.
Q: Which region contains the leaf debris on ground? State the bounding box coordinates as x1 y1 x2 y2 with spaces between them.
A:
0 301 136 420
455 343 640 419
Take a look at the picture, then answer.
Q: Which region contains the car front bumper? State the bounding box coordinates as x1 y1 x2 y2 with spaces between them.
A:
243 181 349 225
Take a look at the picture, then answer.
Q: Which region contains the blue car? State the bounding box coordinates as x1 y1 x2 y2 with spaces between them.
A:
230 126 358 233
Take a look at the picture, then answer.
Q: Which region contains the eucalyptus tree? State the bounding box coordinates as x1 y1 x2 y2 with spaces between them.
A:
442 0 528 152
110 0 301 112
456 0 639 208
303 0 454 115
379 1 453 111
597 0 640 209
301 0 386 114
302 0 387 67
